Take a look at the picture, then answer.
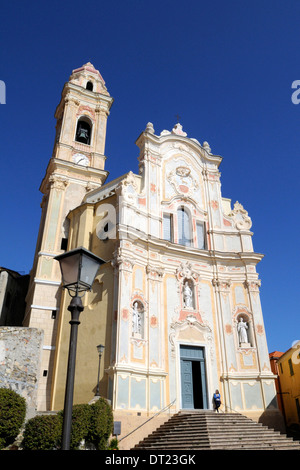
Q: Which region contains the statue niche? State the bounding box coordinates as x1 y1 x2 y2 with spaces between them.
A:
183 279 194 309
132 301 144 338
237 315 251 347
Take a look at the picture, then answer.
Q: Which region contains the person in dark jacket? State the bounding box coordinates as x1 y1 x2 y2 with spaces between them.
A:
213 390 221 412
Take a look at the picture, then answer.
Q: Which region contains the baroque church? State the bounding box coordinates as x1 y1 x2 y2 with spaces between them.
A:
23 62 281 436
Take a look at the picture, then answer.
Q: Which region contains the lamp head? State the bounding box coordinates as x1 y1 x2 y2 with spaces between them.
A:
97 344 105 356
55 247 105 296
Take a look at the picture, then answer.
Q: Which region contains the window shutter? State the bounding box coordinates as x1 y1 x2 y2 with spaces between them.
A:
196 222 205 249
178 207 191 246
163 214 172 241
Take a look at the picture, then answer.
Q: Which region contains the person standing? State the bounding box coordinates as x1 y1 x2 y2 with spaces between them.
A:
213 390 221 412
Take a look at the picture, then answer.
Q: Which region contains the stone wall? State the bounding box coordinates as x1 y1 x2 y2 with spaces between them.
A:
0 327 43 419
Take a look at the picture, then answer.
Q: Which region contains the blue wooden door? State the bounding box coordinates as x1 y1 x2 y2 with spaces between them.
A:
180 345 208 409
199 359 208 409
181 359 194 408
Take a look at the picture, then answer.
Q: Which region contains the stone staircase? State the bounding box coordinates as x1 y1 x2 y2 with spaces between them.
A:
133 411 300 450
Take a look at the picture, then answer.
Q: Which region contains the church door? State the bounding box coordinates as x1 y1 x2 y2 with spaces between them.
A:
180 345 208 409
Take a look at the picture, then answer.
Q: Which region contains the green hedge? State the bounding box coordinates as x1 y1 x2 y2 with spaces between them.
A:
0 388 26 449
22 397 114 450
22 414 62 450
88 397 114 450
57 403 91 450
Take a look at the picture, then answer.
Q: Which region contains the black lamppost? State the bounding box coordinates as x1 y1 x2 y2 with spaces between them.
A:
95 344 105 396
54 247 105 450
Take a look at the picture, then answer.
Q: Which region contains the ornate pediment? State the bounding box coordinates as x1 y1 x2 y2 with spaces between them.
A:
115 171 139 202
227 201 252 231
175 261 200 285
169 317 214 360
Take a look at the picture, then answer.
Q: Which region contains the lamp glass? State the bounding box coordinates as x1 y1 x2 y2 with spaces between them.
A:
59 252 81 289
97 344 105 356
79 253 102 291
55 247 105 294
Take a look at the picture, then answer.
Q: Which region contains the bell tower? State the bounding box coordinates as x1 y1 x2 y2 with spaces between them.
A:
52 61 113 172
23 63 113 411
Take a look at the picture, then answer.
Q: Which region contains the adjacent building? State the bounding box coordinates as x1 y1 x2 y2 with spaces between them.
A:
269 351 285 417
0 268 29 326
275 344 300 431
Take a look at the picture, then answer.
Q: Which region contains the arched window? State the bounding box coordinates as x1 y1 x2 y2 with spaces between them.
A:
86 81 93 91
177 207 192 246
75 117 92 145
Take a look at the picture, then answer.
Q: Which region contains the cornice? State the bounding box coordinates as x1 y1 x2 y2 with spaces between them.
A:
207 228 254 236
62 81 113 105
118 231 264 265
221 372 276 381
105 364 168 377
39 158 108 193
54 81 114 119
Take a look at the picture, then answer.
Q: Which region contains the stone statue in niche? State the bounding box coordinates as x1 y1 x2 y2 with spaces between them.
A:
183 281 193 309
132 302 143 336
237 317 249 346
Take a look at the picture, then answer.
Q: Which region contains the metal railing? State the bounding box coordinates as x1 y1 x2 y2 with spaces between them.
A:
118 399 176 443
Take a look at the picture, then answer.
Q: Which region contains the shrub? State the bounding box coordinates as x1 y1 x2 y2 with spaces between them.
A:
21 397 114 450
87 397 114 450
0 388 26 449
22 414 62 450
58 404 91 450
108 437 119 450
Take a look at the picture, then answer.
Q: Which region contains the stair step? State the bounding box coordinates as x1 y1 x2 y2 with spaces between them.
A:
137 439 300 449
142 435 294 445
133 411 300 450
149 427 283 437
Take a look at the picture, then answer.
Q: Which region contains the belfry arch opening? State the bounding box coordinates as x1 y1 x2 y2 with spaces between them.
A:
75 117 92 145
86 81 93 91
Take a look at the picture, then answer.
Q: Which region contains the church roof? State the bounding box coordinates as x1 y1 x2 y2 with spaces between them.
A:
84 172 139 204
71 62 105 82
269 351 284 359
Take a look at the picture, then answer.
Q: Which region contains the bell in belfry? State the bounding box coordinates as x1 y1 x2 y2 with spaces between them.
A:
76 120 91 144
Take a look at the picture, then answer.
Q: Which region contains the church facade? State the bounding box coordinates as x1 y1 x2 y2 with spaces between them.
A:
24 63 280 430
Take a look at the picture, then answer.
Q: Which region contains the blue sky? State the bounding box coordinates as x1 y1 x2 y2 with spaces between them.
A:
1 0 299 353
